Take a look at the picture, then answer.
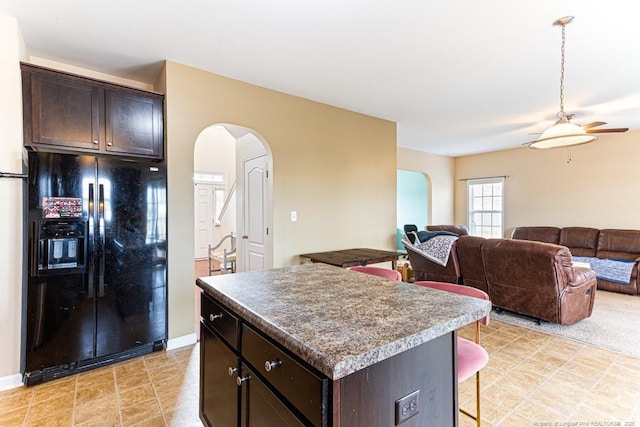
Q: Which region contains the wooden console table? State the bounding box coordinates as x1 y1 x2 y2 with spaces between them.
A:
300 248 405 269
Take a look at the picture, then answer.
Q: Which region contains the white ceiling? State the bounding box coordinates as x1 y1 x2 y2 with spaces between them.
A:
2 0 639 156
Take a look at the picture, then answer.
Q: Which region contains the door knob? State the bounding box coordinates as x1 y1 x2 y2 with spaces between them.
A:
228 367 237 376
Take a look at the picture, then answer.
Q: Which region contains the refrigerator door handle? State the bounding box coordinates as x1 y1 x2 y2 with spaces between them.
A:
98 184 105 298
87 183 95 299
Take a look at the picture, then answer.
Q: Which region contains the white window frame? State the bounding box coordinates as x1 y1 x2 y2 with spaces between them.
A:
467 177 505 238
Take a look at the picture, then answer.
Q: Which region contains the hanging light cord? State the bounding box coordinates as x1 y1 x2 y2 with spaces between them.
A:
558 23 566 120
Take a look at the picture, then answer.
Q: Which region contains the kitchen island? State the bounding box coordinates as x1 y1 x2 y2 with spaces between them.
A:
196 263 491 427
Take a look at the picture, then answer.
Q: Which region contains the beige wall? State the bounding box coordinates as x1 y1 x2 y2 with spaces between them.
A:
0 55 396 381
0 14 27 387
454 132 640 236
397 147 455 225
163 61 397 341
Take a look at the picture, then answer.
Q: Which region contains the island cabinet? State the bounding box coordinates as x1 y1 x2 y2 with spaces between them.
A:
200 293 328 426
197 264 491 427
200 291 457 427
21 63 164 159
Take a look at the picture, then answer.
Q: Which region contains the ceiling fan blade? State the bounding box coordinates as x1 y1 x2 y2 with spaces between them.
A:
585 128 629 134
581 121 607 130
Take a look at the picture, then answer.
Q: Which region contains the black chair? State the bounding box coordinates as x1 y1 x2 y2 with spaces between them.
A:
403 224 418 243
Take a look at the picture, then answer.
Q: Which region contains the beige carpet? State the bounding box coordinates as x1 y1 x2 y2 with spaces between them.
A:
491 290 640 358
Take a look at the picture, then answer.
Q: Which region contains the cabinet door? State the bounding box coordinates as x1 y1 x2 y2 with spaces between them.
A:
26 71 102 151
105 89 163 158
200 322 240 427
240 364 306 427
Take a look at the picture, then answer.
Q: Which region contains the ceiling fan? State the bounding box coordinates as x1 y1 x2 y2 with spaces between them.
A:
576 118 628 134
525 16 629 149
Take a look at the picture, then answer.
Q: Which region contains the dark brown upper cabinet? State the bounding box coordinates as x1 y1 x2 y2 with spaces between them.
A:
21 63 164 160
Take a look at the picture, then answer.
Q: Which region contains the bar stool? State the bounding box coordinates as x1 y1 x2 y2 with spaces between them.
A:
348 265 402 281
413 281 490 427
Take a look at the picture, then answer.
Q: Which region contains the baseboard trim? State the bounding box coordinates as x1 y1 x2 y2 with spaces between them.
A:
0 336 198 390
0 373 23 391
166 333 197 351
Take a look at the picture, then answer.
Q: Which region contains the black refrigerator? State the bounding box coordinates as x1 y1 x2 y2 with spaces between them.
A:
24 150 167 385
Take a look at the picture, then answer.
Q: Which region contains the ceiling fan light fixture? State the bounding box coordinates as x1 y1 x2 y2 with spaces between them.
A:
527 15 600 150
529 119 598 149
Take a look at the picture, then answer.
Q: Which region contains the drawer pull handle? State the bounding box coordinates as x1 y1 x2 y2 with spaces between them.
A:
228 367 237 376
209 313 223 321
236 375 251 386
264 359 282 372
93 139 99 145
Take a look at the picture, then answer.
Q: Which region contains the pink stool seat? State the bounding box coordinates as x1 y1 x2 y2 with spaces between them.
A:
457 337 489 382
348 265 402 281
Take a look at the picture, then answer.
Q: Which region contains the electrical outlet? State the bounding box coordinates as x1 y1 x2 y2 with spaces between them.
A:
395 389 420 425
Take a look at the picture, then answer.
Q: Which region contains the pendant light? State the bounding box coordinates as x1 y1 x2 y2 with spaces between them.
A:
528 16 597 149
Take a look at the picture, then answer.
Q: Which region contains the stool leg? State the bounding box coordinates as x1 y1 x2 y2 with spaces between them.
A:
459 321 482 426
475 370 481 427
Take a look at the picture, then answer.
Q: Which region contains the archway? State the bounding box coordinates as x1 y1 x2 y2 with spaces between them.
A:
193 123 273 273
396 169 429 249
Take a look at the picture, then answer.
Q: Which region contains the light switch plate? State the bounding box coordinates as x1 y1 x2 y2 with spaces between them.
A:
290 211 297 222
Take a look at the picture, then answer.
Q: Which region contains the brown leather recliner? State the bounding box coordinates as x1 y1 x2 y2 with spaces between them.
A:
427 225 470 236
456 235 488 293
560 227 599 256
513 226 640 295
595 229 640 294
403 225 468 283
404 245 458 282
481 238 597 325
511 226 561 244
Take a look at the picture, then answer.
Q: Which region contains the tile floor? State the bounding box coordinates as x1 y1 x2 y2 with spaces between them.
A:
0 345 201 426
1 262 637 426
457 320 640 426
2 319 638 427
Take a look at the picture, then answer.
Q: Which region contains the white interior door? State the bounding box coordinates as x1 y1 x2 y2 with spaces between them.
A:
243 155 267 271
194 182 214 259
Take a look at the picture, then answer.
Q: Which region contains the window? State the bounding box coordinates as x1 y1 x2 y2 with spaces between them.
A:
193 171 225 183
467 177 504 238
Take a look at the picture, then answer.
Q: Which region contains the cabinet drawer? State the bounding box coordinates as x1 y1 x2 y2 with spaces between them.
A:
242 325 328 426
201 294 239 350
241 362 306 427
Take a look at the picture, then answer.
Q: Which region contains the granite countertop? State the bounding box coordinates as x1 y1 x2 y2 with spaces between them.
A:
196 263 491 380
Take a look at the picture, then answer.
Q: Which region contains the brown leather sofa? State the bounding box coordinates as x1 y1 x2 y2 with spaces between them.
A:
405 227 597 324
456 235 487 293
480 238 596 325
512 226 640 295
404 225 468 283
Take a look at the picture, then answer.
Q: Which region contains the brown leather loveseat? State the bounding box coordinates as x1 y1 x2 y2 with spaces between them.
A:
405 226 597 324
478 238 597 325
512 226 640 295
404 225 468 283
